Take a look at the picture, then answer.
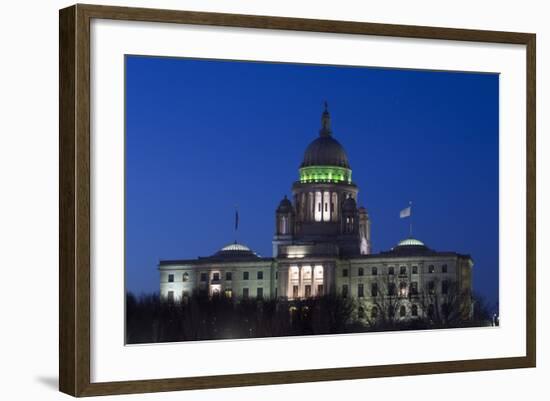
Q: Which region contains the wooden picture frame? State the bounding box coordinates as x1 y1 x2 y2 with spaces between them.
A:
59 3 536 397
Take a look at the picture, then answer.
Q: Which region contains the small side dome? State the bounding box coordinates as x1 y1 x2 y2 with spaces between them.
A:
277 195 292 213
385 237 433 255
342 196 357 212
220 242 252 252
212 241 260 259
396 237 425 247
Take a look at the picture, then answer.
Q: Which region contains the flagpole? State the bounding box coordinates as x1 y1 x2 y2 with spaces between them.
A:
409 201 413 238
234 205 239 243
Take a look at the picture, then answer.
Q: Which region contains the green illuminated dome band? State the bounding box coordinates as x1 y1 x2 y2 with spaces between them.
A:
299 165 352 184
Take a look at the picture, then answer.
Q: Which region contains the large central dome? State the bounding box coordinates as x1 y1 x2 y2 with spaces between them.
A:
300 103 350 169
301 136 350 168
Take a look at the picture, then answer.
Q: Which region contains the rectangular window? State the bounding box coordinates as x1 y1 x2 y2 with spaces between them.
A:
167 291 174 301
412 266 418 274
305 285 312 297
293 285 299 298
200 273 207 282
342 268 348 277
358 284 364 298
243 288 249 299
257 287 263 300
428 280 435 294
429 265 435 273
388 267 395 275
243 271 249 280
389 305 395 318
442 264 448 273
224 289 232 298
212 272 220 281
371 283 378 297
342 284 348 298
411 281 418 295
257 271 263 280
400 266 407 275
399 282 407 297
225 272 232 281
442 280 449 294
168 274 174 283
358 267 364 276
317 284 324 296
389 283 397 296
372 266 378 275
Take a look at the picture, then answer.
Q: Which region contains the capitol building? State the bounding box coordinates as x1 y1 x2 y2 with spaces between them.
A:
159 105 474 321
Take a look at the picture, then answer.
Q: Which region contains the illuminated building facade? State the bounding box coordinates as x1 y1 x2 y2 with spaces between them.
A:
159 105 474 320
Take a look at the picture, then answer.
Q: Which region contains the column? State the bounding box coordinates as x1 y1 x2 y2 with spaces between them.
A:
308 192 313 222
323 265 329 296
298 265 302 299
329 192 333 222
311 267 316 297
332 192 338 222
322 191 325 222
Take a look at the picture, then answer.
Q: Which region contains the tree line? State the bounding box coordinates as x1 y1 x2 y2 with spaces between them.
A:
126 290 494 344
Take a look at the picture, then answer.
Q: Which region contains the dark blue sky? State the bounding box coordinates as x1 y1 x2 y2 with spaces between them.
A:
125 55 499 307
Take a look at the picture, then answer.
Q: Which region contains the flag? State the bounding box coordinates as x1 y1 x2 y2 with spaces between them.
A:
235 209 239 231
400 206 411 218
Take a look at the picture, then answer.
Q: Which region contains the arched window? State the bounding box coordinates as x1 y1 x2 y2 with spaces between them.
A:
323 191 330 222
400 305 406 317
182 272 189 282
314 192 322 222
371 306 378 319
279 215 288 234
331 192 338 221
308 192 314 221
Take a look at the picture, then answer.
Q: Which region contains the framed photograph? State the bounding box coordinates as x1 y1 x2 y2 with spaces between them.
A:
59 4 536 397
